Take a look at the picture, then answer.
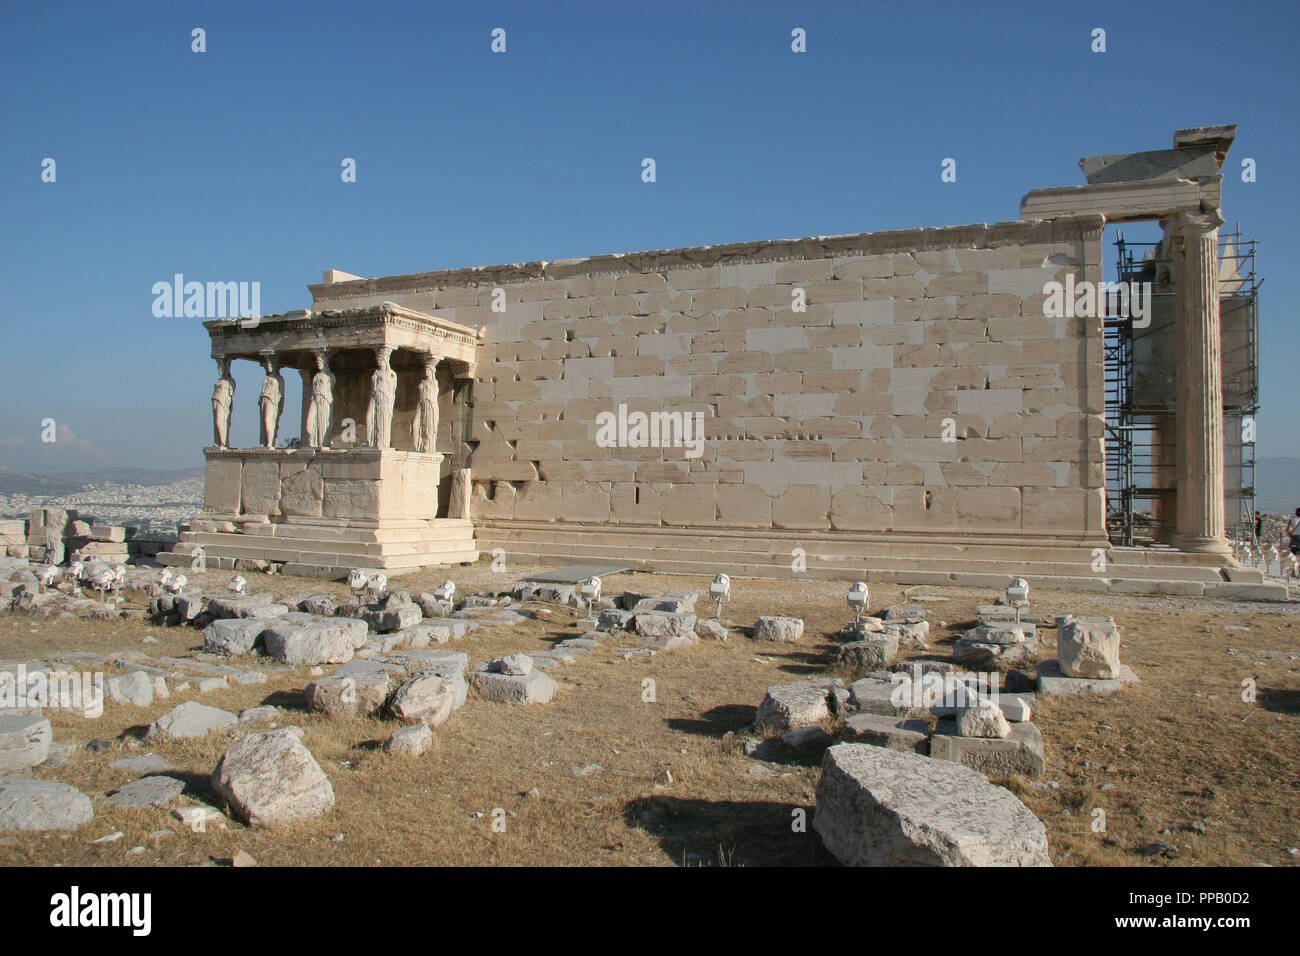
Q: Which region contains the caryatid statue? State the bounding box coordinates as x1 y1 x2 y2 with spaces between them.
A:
413 356 440 452
211 358 235 448
258 355 285 449
365 345 398 449
304 350 335 448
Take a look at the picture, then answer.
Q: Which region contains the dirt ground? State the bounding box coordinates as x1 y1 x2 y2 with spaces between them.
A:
1 563 1297 867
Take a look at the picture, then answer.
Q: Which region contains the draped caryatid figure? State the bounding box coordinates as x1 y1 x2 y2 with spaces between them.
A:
413 356 440 453
365 345 398 449
258 355 285 448
211 358 235 448
304 350 335 448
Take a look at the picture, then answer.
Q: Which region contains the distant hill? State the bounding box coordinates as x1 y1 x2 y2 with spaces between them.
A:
0 465 203 497
1254 457 1300 514
0 465 82 497
48 467 204 485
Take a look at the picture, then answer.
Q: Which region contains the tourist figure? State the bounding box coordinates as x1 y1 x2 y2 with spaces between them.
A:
259 356 284 448
1286 508 1300 559
305 351 335 448
413 358 439 452
365 345 397 448
212 359 235 448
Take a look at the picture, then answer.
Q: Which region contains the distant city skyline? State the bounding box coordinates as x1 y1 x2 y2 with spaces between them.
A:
2 0 1296 473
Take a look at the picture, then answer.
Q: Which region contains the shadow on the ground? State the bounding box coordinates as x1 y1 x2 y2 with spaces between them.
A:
666 703 755 737
622 795 838 867
260 688 307 710
1258 687 1300 715
775 648 835 676
157 768 221 804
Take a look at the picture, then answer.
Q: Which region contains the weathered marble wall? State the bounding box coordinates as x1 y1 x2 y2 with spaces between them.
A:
308 216 1107 542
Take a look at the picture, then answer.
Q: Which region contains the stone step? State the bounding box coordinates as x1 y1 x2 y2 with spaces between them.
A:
467 522 1282 598
473 526 1225 582
182 529 476 554
157 547 480 573
193 521 475 545
476 521 1231 567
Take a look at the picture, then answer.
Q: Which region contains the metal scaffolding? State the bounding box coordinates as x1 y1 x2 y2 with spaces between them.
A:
1104 227 1259 546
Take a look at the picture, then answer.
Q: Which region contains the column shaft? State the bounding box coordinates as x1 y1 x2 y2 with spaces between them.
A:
1173 210 1229 554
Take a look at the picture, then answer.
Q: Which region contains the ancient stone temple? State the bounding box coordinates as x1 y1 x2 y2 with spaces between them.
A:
167 124 1279 598
171 303 482 572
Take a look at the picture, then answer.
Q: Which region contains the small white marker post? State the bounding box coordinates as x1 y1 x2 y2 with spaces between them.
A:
579 576 601 629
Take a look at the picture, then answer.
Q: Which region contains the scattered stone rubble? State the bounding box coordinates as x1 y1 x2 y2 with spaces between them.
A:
1 569 687 833
0 564 1145 858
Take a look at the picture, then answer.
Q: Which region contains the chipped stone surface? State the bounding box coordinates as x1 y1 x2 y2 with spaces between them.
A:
490 654 533 676
358 602 422 634
930 719 1046 778
471 669 558 704
211 729 335 828
202 619 269 656
206 594 278 619
634 612 697 642
305 672 392 718
813 744 1050 866
753 616 804 643
387 672 456 725
0 778 94 831
0 715 52 774
695 619 732 641
262 622 356 666
106 775 186 808
1057 617 1122 679
755 679 843 733
955 700 1010 738
837 635 899 673
598 608 634 631
104 670 154 707
385 724 433 757
839 714 931 753
147 701 238 740
110 754 174 773
847 677 909 716
238 705 283 726
1037 659 1139 695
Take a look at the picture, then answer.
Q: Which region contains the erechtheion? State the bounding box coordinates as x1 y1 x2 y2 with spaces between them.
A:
166 124 1279 598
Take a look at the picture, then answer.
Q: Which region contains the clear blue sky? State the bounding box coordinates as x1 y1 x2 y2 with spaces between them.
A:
1 0 1296 472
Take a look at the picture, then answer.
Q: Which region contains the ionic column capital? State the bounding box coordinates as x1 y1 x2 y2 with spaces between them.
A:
1177 208 1225 235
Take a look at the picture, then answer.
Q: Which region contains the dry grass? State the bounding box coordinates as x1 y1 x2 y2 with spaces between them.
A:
1 564 1297 867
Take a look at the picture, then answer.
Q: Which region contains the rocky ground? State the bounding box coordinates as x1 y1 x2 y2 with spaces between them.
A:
1 560 1297 867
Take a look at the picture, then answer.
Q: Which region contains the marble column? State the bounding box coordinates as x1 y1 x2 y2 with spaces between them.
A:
297 365 312 448
1173 209 1230 555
